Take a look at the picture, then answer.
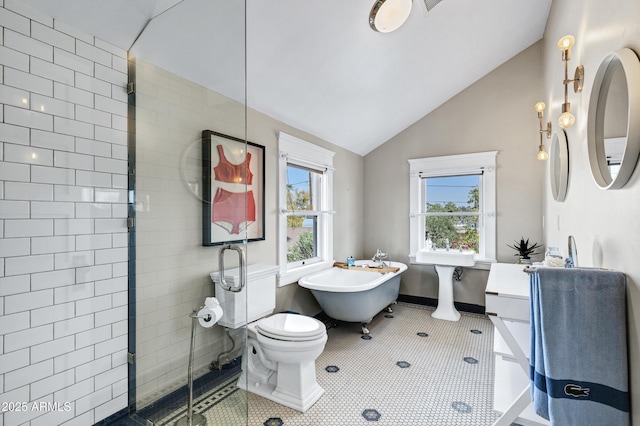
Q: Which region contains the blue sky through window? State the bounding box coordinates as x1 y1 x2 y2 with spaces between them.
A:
287 165 310 191
425 175 479 209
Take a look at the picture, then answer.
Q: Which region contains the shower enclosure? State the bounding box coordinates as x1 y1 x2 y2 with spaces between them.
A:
127 1 250 424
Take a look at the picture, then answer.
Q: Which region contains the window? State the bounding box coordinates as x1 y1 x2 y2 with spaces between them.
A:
278 132 334 286
409 151 497 266
286 164 322 265
424 174 481 252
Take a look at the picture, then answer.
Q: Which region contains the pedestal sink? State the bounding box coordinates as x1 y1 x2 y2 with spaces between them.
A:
415 248 476 321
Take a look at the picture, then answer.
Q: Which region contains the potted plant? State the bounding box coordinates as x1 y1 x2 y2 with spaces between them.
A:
507 237 541 264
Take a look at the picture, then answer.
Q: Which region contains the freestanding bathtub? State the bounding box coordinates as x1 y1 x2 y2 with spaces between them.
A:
298 260 408 334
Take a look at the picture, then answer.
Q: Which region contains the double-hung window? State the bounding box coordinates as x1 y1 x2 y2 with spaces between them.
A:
278 132 334 285
409 151 497 267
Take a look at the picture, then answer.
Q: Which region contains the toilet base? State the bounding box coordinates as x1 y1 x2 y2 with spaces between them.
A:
236 315 327 412
237 370 324 412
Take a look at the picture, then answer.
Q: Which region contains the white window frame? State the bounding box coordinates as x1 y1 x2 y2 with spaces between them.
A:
408 151 497 269
278 132 335 286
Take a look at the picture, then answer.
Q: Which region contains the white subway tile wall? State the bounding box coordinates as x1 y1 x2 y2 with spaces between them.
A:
132 58 250 408
0 3 129 425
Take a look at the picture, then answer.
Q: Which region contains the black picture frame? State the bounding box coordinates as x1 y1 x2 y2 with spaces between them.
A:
202 130 265 246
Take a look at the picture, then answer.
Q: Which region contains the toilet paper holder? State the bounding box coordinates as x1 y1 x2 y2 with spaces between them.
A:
194 297 224 328
192 309 211 322
175 302 222 426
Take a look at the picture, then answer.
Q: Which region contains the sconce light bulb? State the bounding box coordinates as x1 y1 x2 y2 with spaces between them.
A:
537 148 549 161
534 102 546 113
557 35 575 51
558 111 575 129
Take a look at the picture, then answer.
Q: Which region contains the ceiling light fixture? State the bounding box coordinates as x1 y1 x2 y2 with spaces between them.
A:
369 0 445 33
369 0 413 33
535 102 551 161
557 35 584 129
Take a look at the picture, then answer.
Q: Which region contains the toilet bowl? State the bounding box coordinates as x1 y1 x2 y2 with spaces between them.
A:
237 313 327 412
210 265 328 411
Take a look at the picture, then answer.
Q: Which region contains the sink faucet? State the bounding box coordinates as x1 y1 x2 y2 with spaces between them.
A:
372 249 388 267
566 235 578 268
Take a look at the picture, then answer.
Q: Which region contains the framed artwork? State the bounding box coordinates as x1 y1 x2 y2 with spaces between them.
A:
202 130 265 246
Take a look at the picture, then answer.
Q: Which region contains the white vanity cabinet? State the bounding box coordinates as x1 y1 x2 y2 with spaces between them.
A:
485 263 549 426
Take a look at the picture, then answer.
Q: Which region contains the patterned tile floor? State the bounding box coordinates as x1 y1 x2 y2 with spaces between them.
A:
153 375 247 426
153 303 502 426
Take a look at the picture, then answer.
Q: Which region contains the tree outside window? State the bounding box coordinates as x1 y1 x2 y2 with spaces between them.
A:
425 176 480 252
286 166 319 262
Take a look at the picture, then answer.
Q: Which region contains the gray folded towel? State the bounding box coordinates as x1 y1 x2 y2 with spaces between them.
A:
529 268 629 425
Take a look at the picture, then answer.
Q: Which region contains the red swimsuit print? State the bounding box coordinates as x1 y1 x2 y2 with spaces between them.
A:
212 145 256 234
212 188 256 234
214 145 253 184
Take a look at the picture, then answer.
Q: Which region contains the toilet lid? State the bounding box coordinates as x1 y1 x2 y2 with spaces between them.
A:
256 313 326 341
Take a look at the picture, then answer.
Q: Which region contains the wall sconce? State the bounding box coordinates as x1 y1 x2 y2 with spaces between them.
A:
535 102 551 161
557 35 584 129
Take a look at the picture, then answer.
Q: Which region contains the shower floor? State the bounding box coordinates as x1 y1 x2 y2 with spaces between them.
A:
151 303 503 426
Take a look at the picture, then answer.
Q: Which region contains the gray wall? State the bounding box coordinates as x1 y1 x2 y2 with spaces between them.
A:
542 0 640 419
363 42 545 307
246 105 366 315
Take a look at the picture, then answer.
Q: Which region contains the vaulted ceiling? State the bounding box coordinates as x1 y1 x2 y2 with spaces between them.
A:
18 0 552 155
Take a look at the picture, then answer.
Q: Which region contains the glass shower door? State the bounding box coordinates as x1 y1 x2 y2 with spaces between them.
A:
127 0 249 424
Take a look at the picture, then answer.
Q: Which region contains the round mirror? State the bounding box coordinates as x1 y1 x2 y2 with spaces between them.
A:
550 130 569 201
587 48 640 189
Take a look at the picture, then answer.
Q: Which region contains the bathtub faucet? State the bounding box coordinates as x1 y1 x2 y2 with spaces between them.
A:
372 249 389 267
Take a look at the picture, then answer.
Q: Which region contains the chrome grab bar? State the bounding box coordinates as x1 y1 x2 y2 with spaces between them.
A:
218 244 246 293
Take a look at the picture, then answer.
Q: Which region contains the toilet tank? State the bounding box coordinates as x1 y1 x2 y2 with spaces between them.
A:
210 264 279 329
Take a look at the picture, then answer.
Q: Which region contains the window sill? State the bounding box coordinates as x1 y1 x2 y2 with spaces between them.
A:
277 260 334 287
408 254 495 271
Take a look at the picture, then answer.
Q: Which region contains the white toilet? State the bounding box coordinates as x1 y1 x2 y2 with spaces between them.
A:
210 265 328 412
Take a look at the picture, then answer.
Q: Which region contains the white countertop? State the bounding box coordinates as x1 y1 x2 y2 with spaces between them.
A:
486 263 531 299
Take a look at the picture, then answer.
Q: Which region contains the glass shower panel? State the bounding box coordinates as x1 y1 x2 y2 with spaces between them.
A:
128 1 248 424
